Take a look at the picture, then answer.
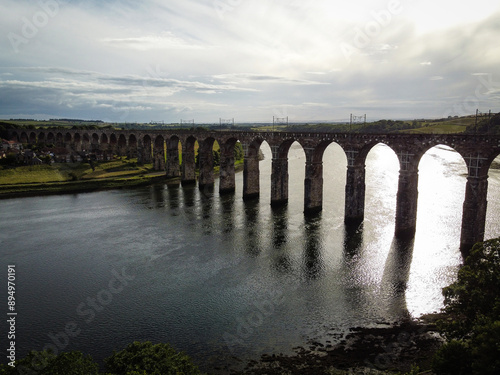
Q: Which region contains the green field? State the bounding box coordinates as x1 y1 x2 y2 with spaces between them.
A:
0 158 152 185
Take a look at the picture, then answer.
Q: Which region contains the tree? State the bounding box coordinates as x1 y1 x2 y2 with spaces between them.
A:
104 341 203 375
433 238 500 374
0 350 99 375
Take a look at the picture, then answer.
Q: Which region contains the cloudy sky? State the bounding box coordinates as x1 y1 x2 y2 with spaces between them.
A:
1 0 499 123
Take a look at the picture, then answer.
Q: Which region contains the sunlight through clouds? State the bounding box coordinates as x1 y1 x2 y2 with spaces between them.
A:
0 0 499 122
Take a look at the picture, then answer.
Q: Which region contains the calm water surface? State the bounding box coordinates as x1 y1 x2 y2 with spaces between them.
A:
1 144 499 371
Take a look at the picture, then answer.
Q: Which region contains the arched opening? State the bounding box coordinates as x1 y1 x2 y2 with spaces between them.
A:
38 132 45 143
364 143 399 227
82 134 90 152
128 134 137 159
55 133 63 147
47 132 55 144
117 134 127 156
407 144 468 316
10 132 19 142
319 141 347 216
20 132 28 144
64 133 72 143
486 153 500 240
74 133 81 145
29 132 37 144
100 133 108 145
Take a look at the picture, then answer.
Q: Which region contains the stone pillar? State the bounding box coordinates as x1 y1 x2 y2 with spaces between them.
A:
460 175 488 255
219 143 236 194
344 165 366 225
395 169 419 239
243 153 260 200
271 157 288 206
181 142 196 185
153 140 165 172
137 139 144 165
166 139 181 179
304 160 323 213
143 139 152 164
199 141 214 189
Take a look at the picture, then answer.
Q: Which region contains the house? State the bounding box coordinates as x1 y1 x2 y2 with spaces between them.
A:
1 139 22 151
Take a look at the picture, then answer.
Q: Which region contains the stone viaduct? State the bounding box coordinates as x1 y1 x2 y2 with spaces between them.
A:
8 128 500 254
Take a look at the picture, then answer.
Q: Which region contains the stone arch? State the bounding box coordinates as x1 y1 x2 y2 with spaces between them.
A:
117 134 127 156
128 134 137 159
101 133 108 144
82 133 90 146
362 142 400 231
64 132 72 143
38 132 45 143
20 132 28 143
29 132 37 144
55 132 63 147
47 132 55 144
416 144 467 252
110 133 118 146
74 133 81 144
10 131 19 142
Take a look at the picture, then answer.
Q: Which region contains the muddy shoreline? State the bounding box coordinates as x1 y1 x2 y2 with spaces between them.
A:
214 314 444 375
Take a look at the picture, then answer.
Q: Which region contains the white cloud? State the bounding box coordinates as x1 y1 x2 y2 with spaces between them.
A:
0 0 499 122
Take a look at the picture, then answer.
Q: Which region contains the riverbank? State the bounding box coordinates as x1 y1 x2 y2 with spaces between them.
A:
0 160 244 199
218 314 444 375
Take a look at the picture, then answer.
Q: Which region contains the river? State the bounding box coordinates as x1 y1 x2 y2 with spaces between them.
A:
1 143 499 371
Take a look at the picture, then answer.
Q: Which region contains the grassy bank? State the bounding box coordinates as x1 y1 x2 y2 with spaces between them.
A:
0 157 244 199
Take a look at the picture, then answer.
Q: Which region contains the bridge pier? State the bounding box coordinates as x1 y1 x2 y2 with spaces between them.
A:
271 157 288 206
166 138 181 179
243 154 260 200
460 175 488 255
219 143 236 194
344 164 366 226
304 160 323 213
198 140 214 189
395 169 419 239
143 138 152 164
181 141 196 185
153 140 165 171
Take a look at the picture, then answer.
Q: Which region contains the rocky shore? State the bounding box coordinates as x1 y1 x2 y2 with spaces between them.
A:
217 315 445 375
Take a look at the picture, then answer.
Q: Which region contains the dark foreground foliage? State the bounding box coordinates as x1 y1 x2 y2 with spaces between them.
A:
0 342 203 375
433 238 500 375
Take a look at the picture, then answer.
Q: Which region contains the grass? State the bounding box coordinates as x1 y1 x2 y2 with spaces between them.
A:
0 164 67 184
0 157 152 185
402 117 475 134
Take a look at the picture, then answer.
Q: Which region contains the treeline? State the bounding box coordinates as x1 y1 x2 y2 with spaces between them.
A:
285 119 420 133
465 113 500 134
